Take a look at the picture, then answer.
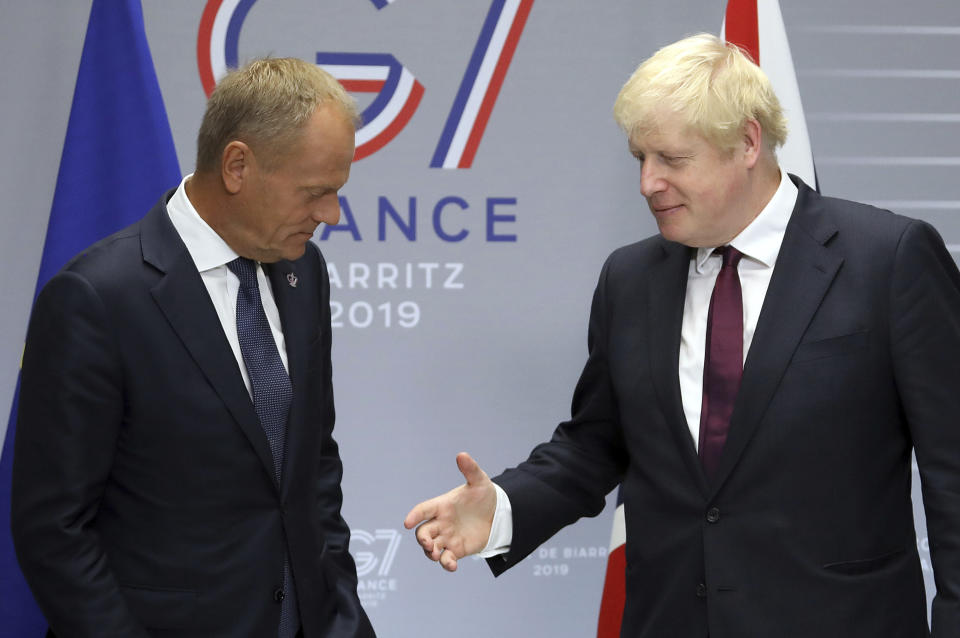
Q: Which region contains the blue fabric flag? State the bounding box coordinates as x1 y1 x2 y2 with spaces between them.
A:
0 0 181 632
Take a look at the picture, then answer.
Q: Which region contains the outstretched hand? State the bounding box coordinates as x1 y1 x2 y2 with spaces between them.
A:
403 452 497 572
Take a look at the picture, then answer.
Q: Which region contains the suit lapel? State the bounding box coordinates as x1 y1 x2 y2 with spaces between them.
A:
264 260 309 499
140 196 279 490
646 239 711 496
710 180 843 492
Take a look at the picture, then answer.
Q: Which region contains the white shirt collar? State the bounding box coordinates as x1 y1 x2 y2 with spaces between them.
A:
695 169 799 273
166 173 240 272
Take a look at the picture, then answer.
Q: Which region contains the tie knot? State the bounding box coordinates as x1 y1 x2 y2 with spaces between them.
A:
717 246 743 268
227 257 259 289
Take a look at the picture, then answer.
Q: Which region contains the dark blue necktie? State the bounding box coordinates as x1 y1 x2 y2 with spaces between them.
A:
227 257 299 638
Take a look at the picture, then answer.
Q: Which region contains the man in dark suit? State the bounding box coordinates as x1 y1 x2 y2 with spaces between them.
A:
12 58 374 637
404 33 960 637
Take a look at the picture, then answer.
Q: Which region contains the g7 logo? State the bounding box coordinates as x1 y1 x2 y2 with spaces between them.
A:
197 0 534 167
351 529 403 577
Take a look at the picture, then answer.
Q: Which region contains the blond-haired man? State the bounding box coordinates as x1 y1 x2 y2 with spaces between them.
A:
405 34 960 637
13 58 375 638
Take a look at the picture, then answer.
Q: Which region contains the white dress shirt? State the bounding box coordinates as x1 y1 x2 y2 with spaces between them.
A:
165 174 289 398
678 170 797 446
481 170 799 557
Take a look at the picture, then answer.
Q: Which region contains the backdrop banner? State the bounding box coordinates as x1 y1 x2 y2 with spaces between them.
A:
1 2 957 636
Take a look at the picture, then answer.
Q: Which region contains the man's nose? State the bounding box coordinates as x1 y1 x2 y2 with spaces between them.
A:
639 161 664 198
640 161 660 197
313 198 341 226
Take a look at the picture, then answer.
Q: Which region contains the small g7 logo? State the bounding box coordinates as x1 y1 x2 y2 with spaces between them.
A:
351 528 402 577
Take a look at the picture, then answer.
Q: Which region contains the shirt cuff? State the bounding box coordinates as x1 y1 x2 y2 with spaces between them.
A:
476 482 512 558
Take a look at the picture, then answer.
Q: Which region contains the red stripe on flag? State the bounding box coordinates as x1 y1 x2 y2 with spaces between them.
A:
596 543 626 638
459 0 534 168
725 0 760 65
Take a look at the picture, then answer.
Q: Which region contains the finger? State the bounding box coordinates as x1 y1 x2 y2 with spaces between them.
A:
414 522 439 549
420 535 441 561
404 500 438 529
439 549 459 572
456 451 487 486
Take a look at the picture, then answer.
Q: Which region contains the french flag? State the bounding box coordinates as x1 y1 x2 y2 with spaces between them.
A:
596 2 815 635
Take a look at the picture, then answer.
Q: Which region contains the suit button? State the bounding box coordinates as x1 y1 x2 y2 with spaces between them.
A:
696 583 707 598
273 588 285 603
706 507 720 523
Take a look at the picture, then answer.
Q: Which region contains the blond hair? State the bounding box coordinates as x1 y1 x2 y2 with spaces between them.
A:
196 57 359 173
613 33 787 153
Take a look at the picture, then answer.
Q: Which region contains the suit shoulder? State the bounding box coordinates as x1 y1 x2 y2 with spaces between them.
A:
603 234 671 274
790 185 927 265
806 189 916 241
54 219 145 287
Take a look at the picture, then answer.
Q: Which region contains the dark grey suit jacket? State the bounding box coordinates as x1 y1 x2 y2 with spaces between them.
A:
490 176 960 638
12 191 374 638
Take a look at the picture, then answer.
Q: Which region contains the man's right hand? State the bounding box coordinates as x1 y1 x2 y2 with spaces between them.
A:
403 452 497 572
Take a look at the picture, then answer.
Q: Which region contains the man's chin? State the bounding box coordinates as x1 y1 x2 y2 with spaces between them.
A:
257 240 309 263
656 222 686 245
282 242 309 261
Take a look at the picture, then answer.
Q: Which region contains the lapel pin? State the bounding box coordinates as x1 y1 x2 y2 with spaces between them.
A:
286 272 298 288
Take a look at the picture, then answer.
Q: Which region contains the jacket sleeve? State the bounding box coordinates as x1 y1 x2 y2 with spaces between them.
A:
11 270 150 637
309 245 375 637
488 255 628 575
890 220 960 637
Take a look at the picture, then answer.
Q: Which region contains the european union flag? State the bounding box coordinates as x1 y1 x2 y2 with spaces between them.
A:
0 0 180 632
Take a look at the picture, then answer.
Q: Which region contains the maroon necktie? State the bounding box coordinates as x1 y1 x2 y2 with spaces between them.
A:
698 246 744 478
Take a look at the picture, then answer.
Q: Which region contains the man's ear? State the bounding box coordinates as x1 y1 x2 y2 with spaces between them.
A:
221 141 252 194
742 118 763 169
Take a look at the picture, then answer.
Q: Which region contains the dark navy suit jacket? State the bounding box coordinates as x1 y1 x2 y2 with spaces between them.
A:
490 176 960 638
12 191 374 638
